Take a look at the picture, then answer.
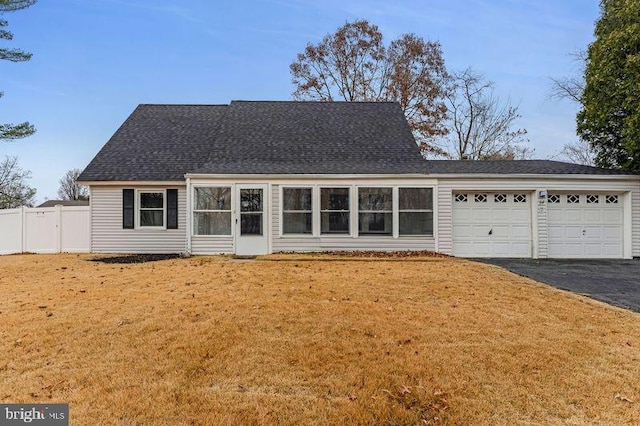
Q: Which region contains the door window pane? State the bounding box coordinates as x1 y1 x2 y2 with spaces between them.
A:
241 213 263 235
241 189 263 212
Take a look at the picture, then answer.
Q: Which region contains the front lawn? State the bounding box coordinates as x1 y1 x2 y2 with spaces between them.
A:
0 254 638 424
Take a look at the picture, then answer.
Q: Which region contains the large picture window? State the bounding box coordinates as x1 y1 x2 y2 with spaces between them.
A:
320 188 350 234
399 188 433 236
139 191 164 227
358 187 392 235
282 188 312 234
193 187 232 235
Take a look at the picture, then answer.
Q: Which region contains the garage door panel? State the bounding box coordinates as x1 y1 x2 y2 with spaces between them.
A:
583 226 602 239
472 208 492 221
452 209 472 221
511 242 531 257
564 226 583 239
564 209 584 222
584 210 603 222
604 244 622 256
547 210 565 221
452 192 531 258
511 225 530 238
604 226 622 239
452 225 472 238
472 226 491 237
547 192 623 258
603 210 622 222
490 225 511 238
491 209 511 221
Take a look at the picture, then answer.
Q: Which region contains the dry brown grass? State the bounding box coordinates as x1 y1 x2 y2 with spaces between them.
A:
0 254 639 425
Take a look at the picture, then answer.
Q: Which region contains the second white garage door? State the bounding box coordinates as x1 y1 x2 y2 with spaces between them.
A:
452 192 532 258
547 193 623 258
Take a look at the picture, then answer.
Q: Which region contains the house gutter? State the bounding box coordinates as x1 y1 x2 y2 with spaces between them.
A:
185 177 192 255
183 173 639 181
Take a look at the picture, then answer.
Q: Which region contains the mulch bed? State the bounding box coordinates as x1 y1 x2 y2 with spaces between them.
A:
90 254 182 264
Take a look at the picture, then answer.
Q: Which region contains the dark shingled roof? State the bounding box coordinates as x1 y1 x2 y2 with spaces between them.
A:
422 160 634 175
78 104 229 181
79 101 637 181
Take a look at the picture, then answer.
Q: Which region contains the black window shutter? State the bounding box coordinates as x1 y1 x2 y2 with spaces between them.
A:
167 189 178 229
123 189 134 229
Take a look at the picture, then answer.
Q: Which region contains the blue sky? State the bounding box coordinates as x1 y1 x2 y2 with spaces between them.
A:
1 0 599 203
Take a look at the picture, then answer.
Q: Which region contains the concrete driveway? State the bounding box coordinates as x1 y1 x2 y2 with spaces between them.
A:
478 259 640 313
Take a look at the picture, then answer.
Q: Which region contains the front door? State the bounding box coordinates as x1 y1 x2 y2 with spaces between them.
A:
235 184 269 255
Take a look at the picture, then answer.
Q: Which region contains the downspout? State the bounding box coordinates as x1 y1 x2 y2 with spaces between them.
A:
186 177 192 255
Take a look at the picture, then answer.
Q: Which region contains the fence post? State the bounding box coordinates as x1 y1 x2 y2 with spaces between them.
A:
56 205 62 253
20 206 26 253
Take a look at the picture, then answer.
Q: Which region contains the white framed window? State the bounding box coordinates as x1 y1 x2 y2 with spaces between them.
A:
513 193 527 203
494 193 507 203
138 190 165 228
567 194 580 204
548 194 560 203
358 187 392 235
474 194 487 203
282 187 312 235
399 187 433 236
320 187 350 234
454 193 467 203
606 194 619 204
586 194 599 204
193 187 232 235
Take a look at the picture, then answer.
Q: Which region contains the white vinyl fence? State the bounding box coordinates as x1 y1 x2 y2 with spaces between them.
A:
0 206 90 255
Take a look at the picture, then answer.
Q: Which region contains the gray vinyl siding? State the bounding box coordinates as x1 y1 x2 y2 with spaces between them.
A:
191 236 233 254
437 178 640 259
90 185 187 254
271 184 435 253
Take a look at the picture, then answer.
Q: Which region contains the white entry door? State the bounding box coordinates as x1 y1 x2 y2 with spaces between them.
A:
452 192 532 258
235 184 269 255
547 193 623 258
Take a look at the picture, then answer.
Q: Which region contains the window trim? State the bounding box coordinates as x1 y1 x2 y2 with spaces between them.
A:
398 187 434 237
320 186 352 236
192 185 233 236
280 186 314 237
357 186 394 236
136 189 166 230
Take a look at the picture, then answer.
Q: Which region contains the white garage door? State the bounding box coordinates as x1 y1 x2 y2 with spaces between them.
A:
547 193 623 258
452 192 532 258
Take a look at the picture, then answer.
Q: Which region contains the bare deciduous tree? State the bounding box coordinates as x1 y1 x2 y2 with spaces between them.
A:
57 168 88 201
0 155 36 208
444 68 529 160
290 19 449 156
549 51 595 166
559 139 595 166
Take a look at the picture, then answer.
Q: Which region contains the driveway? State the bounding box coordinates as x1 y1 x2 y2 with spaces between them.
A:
478 259 640 313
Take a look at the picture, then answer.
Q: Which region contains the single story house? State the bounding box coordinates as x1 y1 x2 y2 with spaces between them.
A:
77 101 640 259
